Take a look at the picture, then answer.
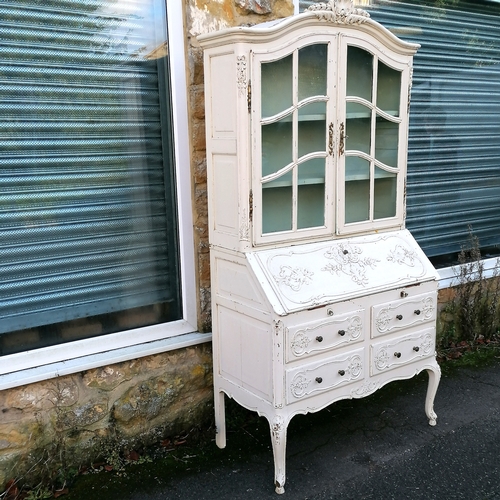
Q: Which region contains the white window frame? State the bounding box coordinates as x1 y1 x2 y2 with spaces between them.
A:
0 1 210 391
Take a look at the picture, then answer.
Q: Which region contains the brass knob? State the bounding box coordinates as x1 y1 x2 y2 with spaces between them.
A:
315 377 323 383
413 346 420 352
396 314 403 320
414 309 421 315
316 336 324 342
394 352 401 358
343 249 349 255
338 329 346 336
338 370 345 376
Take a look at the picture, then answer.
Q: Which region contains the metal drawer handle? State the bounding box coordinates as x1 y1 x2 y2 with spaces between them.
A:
400 291 408 298
394 352 402 358
413 346 420 352
338 370 346 376
396 314 403 320
414 309 421 315
338 329 346 336
327 309 334 316
316 336 324 343
315 377 323 384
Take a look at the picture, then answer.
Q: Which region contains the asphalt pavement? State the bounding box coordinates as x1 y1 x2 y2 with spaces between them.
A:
71 358 500 500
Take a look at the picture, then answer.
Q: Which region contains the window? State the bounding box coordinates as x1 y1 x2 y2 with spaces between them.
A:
0 1 197 364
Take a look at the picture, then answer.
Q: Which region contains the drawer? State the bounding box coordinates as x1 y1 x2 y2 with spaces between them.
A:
286 309 365 362
372 292 437 338
370 328 435 375
286 348 364 403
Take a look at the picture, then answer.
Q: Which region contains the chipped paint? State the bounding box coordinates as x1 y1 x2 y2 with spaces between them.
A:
189 4 230 37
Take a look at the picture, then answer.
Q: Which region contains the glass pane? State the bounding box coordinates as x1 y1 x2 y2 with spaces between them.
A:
377 61 401 116
374 167 397 219
346 115 371 154
298 44 327 101
262 116 293 177
262 185 293 233
345 157 370 223
0 0 182 354
298 159 325 229
298 102 327 158
262 55 293 118
346 102 371 118
375 115 399 167
347 46 373 102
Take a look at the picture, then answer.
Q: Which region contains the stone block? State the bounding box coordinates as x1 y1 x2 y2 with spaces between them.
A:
83 361 139 391
235 0 272 15
57 400 108 430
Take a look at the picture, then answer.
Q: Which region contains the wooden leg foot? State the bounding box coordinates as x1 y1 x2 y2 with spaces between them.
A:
425 364 441 426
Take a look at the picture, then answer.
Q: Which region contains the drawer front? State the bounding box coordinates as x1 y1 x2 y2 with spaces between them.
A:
372 292 437 338
286 348 364 403
286 309 365 362
370 328 435 375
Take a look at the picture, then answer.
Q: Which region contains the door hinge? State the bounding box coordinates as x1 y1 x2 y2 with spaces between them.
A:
249 189 253 222
247 79 252 112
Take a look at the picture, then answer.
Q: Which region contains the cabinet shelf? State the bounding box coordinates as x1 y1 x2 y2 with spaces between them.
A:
264 113 326 123
346 110 399 119
263 177 325 188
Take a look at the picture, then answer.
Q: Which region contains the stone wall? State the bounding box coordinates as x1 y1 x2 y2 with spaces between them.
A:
0 344 213 488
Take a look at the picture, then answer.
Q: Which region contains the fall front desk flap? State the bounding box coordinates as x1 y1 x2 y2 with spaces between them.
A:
246 229 439 316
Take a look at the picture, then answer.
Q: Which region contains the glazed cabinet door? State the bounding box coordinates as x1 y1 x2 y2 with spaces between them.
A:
252 37 337 245
336 36 411 235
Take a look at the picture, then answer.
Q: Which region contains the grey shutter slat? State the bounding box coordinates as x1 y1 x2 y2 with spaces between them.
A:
301 1 500 259
0 1 181 335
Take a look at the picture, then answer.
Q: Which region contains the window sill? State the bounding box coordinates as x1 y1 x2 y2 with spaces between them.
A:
437 257 499 289
0 331 212 391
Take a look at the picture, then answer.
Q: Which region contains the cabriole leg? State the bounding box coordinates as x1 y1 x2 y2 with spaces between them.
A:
269 414 289 494
215 390 226 448
425 364 441 426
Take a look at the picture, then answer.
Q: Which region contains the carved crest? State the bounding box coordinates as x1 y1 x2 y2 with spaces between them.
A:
307 0 370 24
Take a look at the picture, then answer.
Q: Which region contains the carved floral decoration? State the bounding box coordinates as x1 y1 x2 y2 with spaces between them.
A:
375 308 393 333
291 331 311 356
290 373 310 399
307 0 370 25
387 244 419 267
274 265 314 291
236 55 247 97
322 243 379 286
421 296 435 320
271 415 286 445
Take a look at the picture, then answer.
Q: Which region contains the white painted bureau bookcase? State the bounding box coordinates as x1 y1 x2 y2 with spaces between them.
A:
199 1 440 494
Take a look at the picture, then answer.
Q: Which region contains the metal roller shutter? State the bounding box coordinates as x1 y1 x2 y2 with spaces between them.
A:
0 1 181 340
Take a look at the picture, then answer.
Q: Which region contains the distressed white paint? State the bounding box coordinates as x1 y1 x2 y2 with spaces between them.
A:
200 6 440 494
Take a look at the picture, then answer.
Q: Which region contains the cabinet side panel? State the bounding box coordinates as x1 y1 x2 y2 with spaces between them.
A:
209 52 236 138
213 154 239 235
218 305 272 401
215 256 266 308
